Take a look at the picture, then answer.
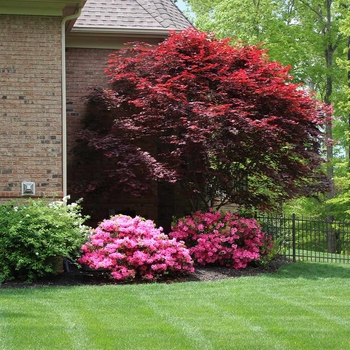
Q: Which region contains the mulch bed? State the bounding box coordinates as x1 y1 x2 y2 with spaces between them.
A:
1 257 291 289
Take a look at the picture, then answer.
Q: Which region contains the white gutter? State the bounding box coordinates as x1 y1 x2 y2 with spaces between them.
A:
61 6 83 198
70 26 184 36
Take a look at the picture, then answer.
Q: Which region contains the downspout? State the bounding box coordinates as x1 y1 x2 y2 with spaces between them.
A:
61 6 83 198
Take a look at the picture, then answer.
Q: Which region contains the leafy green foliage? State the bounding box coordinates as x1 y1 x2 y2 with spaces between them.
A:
283 160 350 220
0 197 90 282
185 0 348 91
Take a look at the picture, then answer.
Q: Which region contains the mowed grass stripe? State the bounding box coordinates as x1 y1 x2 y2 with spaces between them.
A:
59 285 199 350
0 300 13 350
0 291 69 349
267 292 350 328
195 278 317 350
58 286 172 350
136 279 299 350
252 291 349 349
135 287 215 350
252 264 350 349
35 297 94 349
1 262 350 349
0 289 96 350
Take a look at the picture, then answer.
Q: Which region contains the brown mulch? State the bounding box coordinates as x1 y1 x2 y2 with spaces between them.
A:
0 257 291 289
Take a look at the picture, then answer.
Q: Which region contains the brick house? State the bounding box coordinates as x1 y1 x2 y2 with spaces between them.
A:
0 0 191 226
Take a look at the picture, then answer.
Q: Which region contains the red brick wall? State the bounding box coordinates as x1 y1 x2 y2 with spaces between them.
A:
66 48 113 156
66 47 194 227
0 15 63 202
66 48 159 223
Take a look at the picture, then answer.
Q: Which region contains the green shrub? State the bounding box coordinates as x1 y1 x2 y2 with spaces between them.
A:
0 196 90 282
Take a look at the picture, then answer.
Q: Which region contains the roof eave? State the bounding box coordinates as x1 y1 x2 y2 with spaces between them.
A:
0 0 85 16
70 26 187 38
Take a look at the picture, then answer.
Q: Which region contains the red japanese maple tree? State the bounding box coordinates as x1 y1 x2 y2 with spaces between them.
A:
71 28 331 211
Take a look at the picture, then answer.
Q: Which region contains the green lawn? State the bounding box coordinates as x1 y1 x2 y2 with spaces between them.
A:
1 262 350 350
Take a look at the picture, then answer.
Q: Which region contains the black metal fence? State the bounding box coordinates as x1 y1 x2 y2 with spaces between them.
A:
256 214 350 263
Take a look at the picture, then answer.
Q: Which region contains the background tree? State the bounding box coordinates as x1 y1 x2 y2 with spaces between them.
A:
335 1 350 160
184 1 347 90
72 28 331 214
320 1 350 221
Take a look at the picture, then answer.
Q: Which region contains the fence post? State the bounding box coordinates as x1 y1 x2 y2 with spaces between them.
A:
292 213 296 262
326 215 336 253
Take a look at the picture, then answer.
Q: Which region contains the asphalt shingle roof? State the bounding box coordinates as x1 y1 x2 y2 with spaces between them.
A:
74 0 191 30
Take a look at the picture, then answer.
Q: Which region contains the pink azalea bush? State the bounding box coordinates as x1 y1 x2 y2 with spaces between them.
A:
78 215 194 281
169 210 274 269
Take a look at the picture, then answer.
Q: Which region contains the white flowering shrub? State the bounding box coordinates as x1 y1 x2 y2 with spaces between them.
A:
0 196 90 282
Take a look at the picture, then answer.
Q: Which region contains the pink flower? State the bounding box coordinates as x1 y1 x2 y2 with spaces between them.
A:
144 273 154 280
100 219 116 232
170 209 273 270
79 214 194 281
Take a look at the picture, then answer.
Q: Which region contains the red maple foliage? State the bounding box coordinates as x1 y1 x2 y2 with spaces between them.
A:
71 28 331 211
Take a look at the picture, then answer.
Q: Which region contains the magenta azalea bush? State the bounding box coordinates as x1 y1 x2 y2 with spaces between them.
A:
78 215 194 281
169 210 274 269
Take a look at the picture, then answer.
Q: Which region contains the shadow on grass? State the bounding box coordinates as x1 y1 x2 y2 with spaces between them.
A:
273 261 350 280
0 311 30 318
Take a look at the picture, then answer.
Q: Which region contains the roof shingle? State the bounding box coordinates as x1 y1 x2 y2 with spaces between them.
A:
73 0 191 31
